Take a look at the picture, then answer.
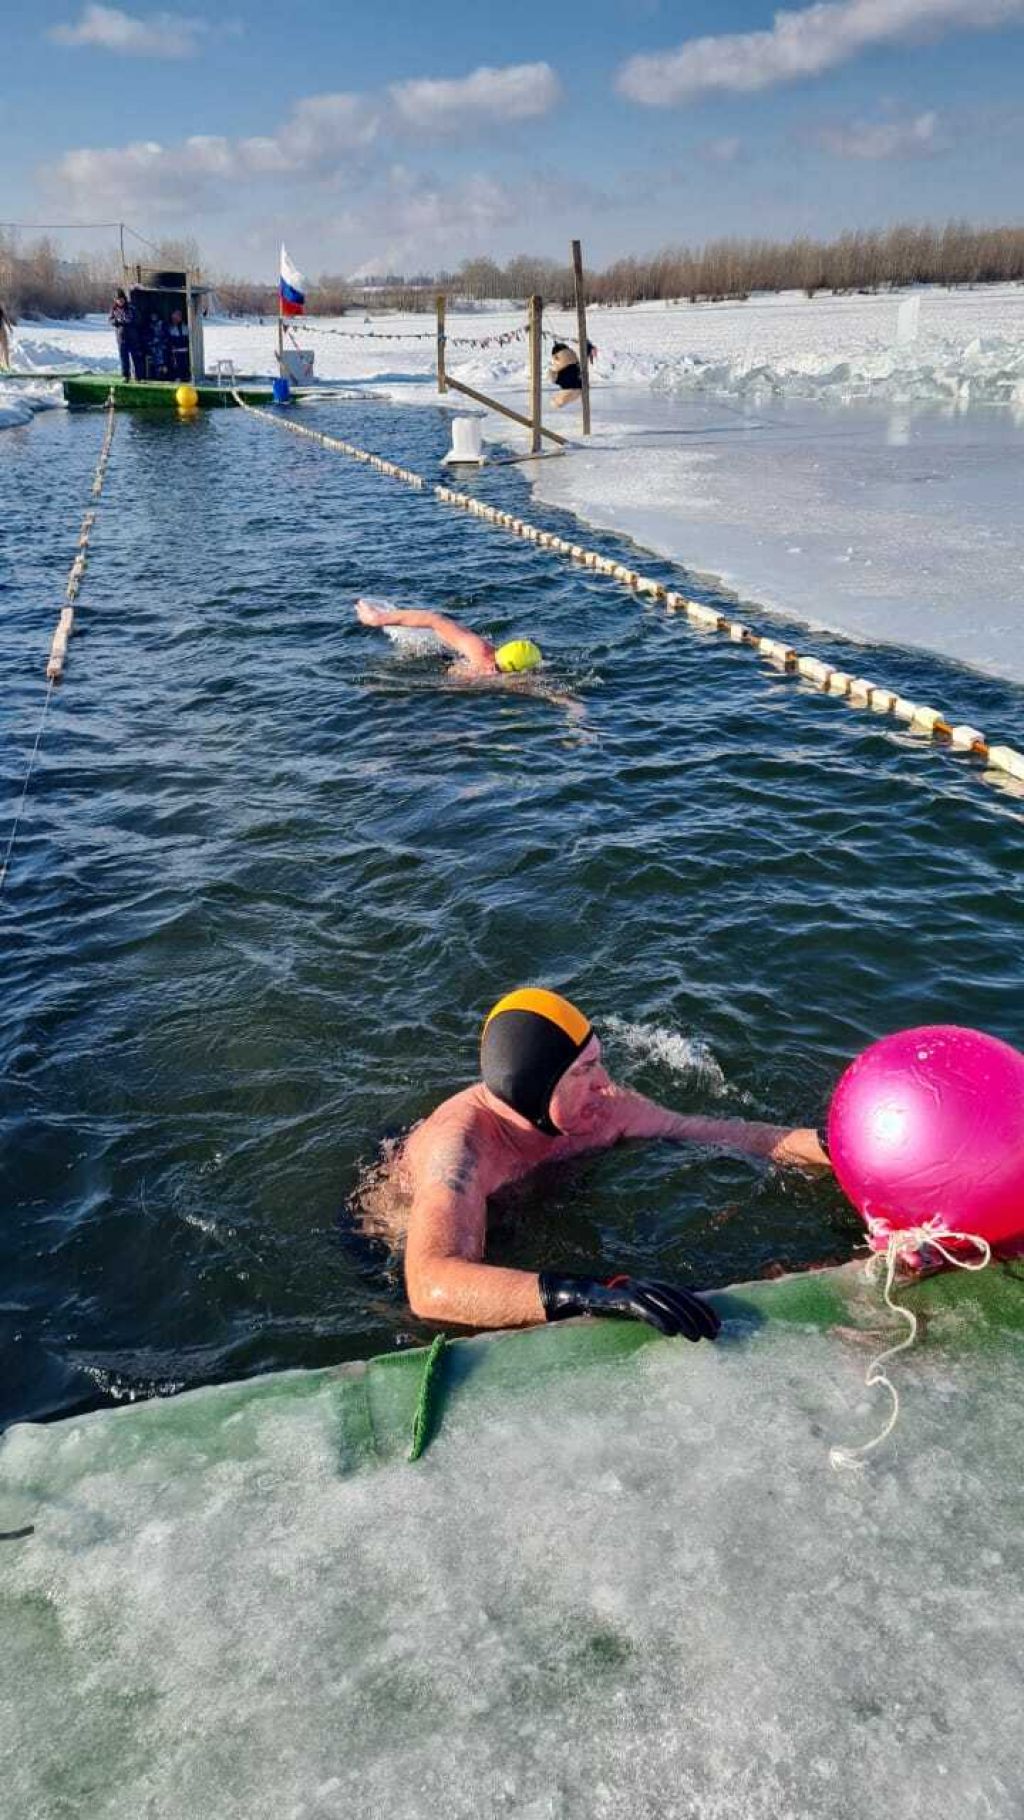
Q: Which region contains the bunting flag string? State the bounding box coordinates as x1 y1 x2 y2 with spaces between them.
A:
283 320 566 351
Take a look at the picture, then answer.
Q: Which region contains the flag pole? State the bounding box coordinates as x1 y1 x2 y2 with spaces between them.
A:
277 248 284 374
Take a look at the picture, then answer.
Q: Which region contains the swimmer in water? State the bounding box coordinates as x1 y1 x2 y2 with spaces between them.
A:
355 598 542 679
391 987 831 1337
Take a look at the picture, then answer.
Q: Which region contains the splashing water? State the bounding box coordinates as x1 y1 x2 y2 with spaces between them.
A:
605 1016 728 1094
382 625 447 657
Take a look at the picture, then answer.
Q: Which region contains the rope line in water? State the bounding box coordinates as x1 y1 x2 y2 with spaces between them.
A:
0 681 54 895
231 392 1024 794
0 393 116 899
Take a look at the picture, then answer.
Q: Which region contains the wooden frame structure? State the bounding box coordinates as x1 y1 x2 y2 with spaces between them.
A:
437 292 567 451
436 238 594 453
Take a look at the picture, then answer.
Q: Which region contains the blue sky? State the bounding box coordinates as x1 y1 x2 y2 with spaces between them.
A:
3 0 1024 278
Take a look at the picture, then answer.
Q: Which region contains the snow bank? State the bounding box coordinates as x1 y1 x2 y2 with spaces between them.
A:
8 285 1024 413
0 380 63 428
0 325 100 426
642 332 1024 407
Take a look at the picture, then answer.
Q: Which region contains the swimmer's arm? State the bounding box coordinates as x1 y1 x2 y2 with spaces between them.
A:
355 600 495 671
528 681 587 724
610 1090 831 1169
404 1138 544 1327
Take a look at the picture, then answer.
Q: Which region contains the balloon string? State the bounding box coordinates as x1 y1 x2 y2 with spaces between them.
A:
829 1223 991 1472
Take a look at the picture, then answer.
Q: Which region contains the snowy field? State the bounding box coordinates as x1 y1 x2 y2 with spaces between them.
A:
4 284 1024 684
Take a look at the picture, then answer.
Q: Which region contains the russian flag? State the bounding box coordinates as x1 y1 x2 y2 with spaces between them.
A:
279 245 306 317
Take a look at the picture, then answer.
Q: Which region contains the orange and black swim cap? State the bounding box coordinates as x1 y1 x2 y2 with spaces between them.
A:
480 987 592 1135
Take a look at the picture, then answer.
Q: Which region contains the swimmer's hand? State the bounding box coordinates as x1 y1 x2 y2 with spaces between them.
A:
355 598 389 627
538 1272 720 1342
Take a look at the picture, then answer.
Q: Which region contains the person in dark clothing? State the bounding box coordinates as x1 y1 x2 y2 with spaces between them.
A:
148 314 170 381
167 309 190 382
109 288 141 381
548 339 596 407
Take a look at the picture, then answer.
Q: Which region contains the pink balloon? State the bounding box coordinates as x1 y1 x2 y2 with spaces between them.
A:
828 1025 1024 1249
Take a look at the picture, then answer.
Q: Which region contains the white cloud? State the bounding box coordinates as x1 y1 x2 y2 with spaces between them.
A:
273 93 381 167
390 61 561 134
820 107 943 156
347 167 561 274
50 138 234 217
40 62 556 220
617 0 1024 104
45 93 384 218
48 4 208 58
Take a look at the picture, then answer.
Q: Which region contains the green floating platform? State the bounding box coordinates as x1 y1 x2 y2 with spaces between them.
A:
61 375 287 410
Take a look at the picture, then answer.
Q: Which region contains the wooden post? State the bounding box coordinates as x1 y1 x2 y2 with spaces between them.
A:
571 239 591 436
528 294 543 454
436 293 447 394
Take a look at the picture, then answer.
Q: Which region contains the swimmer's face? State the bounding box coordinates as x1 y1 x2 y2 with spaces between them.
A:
548 1036 611 1134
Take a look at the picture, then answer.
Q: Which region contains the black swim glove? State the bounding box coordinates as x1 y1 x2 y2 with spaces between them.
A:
538 1272 720 1342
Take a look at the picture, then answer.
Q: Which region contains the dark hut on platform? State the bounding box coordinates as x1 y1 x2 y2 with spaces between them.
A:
125 264 210 383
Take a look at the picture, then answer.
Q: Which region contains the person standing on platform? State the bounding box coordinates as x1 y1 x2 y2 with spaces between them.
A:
148 314 170 381
109 288 140 382
167 309 190 383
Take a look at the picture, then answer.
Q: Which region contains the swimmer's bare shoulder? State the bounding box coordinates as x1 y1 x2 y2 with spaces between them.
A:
403 1089 545 1325
402 1088 505 1216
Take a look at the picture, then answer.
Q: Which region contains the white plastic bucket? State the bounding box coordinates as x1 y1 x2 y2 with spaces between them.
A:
442 416 485 464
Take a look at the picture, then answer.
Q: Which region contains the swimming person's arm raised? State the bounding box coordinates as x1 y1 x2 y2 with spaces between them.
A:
404 1129 545 1327
611 1090 831 1168
355 599 496 670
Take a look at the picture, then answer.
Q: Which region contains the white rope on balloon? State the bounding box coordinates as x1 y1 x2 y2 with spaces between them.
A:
829 1223 992 1472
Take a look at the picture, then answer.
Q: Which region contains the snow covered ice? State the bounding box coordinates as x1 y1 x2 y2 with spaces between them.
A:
2 1312 1023 1819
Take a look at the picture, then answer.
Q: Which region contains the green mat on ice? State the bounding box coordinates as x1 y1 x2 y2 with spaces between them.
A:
2 1258 1021 1502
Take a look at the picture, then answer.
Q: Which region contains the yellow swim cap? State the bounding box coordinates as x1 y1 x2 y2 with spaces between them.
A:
495 639 542 674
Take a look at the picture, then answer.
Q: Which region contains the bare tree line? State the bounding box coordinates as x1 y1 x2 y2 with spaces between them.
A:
589 222 1024 304
451 224 1024 305
2 221 1022 321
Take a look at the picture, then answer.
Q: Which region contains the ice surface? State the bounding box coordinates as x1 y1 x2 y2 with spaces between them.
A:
5 287 1024 684
528 390 1024 685
2 1310 1024 1819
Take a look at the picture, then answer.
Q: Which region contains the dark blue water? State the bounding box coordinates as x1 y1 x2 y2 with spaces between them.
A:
1 400 1021 1429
